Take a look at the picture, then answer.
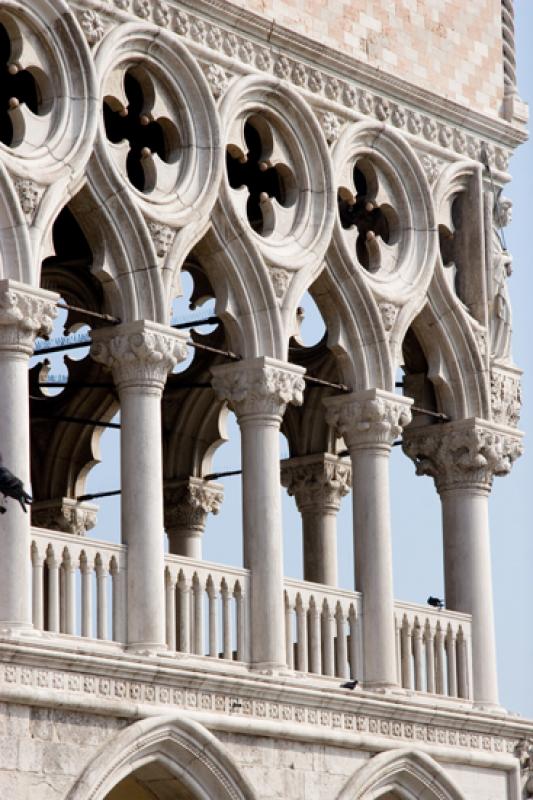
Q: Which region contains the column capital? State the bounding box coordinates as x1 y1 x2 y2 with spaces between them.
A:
0 279 58 354
402 418 523 493
164 477 223 533
91 320 189 391
31 498 98 536
324 388 412 449
281 453 351 513
211 357 306 420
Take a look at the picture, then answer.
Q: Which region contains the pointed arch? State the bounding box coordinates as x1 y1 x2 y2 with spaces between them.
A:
336 748 466 800
66 714 259 800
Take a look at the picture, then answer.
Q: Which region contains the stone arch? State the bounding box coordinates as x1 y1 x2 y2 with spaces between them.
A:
336 748 466 800
66 714 259 800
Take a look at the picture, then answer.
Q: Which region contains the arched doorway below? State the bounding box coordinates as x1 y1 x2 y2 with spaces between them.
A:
105 760 197 800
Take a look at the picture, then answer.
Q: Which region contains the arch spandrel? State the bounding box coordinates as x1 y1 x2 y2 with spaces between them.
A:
336 749 466 800
66 714 259 800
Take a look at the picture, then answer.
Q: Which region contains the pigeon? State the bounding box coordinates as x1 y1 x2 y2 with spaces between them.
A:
427 596 444 610
0 455 32 513
340 679 359 690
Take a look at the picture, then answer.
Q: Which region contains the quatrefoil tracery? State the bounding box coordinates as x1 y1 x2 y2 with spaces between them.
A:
226 115 297 237
0 19 53 150
338 159 400 273
103 67 180 194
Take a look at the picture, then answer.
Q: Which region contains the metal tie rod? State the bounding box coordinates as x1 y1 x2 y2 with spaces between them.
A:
77 490 121 502
56 302 121 325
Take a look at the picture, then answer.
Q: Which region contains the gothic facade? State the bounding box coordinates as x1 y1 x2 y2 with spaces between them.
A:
0 0 531 797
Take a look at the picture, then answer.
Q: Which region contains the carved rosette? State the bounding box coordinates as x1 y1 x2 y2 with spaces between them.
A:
31 498 98 536
164 478 223 533
0 281 58 354
402 419 523 493
324 389 412 449
211 357 306 419
281 454 351 513
91 321 189 390
490 363 522 428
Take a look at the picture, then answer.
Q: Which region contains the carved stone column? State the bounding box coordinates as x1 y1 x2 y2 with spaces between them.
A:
211 356 305 670
164 477 223 559
325 388 412 689
403 419 523 708
91 320 188 653
281 453 351 586
0 280 58 632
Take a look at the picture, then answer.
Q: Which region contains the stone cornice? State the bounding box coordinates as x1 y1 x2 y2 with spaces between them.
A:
324 389 413 450
281 453 351 513
0 639 531 760
402 418 523 493
211 357 306 419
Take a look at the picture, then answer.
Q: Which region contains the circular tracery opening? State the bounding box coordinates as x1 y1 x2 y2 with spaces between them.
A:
226 116 297 235
338 158 400 272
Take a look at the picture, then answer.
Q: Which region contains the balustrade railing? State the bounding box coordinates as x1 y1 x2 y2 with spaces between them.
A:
284 579 363 679
164 554 250 663
30 527 126 642
394 601 472 700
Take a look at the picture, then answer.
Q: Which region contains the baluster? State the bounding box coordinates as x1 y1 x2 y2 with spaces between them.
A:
335 602 348 679
456 626 469 699
435 621 446 694
62 548 76 635
31 542 44 631
284 591 294 669
177 570 190 653
206 576 217 658
221 578 232 660
110 556 126 643
446 623 458 698
192 573 203 655
424 619 436 694
80 551 92 638
295 594 308 673
413 617 424 691
95 554 108 640
234 580 245 662
308 596 322 675
348 604 358 680
164 567 177 651
322 600 335 676
46 545 59 633
401 615 413 689
59 559 66 633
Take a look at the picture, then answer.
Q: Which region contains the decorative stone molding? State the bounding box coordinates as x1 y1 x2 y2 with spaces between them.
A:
211 357 305 419
78 8 105 44
402 419 523 493
378 302 398 333
324 389 412 449
203 62 230 98
91 320 189 391
269 267 291 301
0 280 58 354
13 177 43 222
147 220 176 259
281 454 351 513
419 154 441 185
490 362 522 427
31 498 98 536
320 111 342 144
164 477 223 533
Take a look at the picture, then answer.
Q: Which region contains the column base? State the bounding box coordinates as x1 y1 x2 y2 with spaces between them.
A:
473 701 504 714
0 622 40 638
250 661 289 675
125 642 168 657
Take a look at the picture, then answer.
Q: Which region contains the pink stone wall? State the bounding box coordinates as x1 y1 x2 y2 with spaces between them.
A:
231 0 504 116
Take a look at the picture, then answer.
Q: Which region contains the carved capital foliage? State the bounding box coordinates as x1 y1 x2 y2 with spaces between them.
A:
402 419 523 493
0 281 58 354
31 498 98 537
164 478 223 532
281 454 351 513
324 389 412 449
211 358 306 419
91 321 189 390
490 363 522 428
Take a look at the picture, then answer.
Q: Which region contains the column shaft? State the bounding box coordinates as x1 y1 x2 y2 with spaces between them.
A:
301 510 338 586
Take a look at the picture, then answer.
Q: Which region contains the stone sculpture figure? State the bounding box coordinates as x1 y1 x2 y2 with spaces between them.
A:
490 196 513 361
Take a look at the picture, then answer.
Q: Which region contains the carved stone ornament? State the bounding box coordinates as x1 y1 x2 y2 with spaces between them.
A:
490 363 522 428
164 478 223 533
378 302 398 333
320 111 341 143
402 419 523 493
13 178 43 221
494 195 512 229
269 267 291 301
211 357 306 418
31 498 98 536
147 221 176 259
78 9 105 44
324 389 412 449
203 63 229 98
419 154 441 185
281 454 351 513
91 321 189 390
0 281 58 353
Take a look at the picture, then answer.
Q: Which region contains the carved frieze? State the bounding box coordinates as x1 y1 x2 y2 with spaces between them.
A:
490 363 522 428
325 389 412 449
211 358 305 418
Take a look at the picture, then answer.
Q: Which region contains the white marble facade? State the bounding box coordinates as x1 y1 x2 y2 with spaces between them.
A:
0 0 530 796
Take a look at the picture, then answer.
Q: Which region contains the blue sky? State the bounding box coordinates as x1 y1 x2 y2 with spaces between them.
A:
75 3 533 717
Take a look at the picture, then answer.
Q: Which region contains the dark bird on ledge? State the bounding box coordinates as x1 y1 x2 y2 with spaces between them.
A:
340 680 359 690
0 455 32 513
427 596 445 610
